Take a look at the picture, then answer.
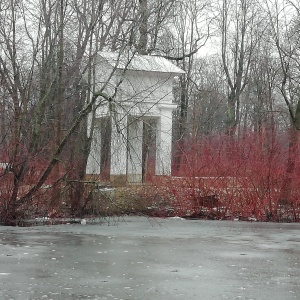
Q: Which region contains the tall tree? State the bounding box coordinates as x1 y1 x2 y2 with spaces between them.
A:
265 0 300 203
165 0 211 172
220 0 261 136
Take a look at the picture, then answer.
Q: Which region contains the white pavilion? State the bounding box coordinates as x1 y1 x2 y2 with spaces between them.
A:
86 51 184 184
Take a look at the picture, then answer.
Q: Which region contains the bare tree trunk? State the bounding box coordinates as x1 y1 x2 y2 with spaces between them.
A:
137 0 148 54
221 0 256 137
52 0 65 209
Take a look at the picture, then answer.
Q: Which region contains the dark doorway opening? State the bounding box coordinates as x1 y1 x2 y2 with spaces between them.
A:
100 117 111 181
142 118 157 182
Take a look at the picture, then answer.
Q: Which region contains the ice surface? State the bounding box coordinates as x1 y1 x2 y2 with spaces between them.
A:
0 217 299 300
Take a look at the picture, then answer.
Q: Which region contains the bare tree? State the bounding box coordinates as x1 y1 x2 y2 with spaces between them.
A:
0 0 124 224
188 56 227 137
265 0 300 203
220 0 262 136
164 0 211 172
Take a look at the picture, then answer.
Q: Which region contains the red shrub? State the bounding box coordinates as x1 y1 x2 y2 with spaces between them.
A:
155 131 300 222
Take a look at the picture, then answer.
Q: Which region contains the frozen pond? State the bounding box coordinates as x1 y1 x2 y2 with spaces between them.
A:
0 217 300 300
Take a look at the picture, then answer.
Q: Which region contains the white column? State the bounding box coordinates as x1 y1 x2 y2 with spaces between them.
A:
127 117 143 182
110 113 128 175
156 104 177 175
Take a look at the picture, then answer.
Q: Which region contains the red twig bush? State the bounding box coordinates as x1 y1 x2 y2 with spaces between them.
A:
153 131 300 222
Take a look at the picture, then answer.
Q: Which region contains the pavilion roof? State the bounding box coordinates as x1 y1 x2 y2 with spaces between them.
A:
99 51 185 75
